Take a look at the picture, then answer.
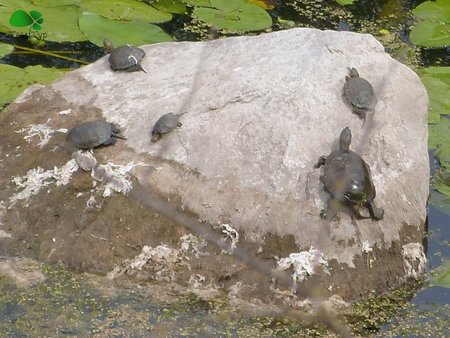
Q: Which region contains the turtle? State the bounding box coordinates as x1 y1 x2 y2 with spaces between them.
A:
151 113 182 142
343 67 376 121
103 38 146 73
67 120 125 149
315 127 384 221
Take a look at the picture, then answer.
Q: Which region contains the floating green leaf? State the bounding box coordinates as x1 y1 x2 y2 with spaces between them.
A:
336 0 357 5
35 0 82 6
183 0 211 6
435 146 450 171
80 0 172 23
429 117 450 149
0 43 13 57
429 118 450 188
0 64 66 107
79 12 172 47
410 0 450 47
248 0 275 10
38 6 85 41
419 67 450 123
431 260 450 288
193 0 272 32
149 0 187 14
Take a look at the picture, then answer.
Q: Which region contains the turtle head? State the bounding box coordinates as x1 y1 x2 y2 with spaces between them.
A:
349 67 359 78
103 38 114 53
339 127 351 151
110 123 126 140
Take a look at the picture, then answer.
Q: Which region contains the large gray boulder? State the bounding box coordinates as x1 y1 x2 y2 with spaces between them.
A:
0 28 428 302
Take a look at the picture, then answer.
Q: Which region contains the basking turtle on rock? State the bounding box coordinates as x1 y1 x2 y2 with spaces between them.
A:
67 120 125 149
103 38 146 73
343 67 376 121
151 113 182 142
315 127 384 221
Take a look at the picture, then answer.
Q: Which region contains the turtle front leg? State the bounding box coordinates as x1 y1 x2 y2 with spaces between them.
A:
127 64 147 73
102 137 117 146
315 155 327 168
367 203 384 221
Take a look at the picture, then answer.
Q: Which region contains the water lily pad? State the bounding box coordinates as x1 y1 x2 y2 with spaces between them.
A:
79 12 172 47
193 0 272 32
183 0 211 6
435 146 450 171
336 0 357 5
149 0 187 14
80 0 172 23
429 117 450 149
0 42 13 57
429 118 450 180
431 260 450 288
0 64 66 107
419 67 450 124
410 0 450 47
248 0 275 10
36 0 82 5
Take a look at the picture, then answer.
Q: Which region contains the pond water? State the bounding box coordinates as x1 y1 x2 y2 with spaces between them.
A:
0 0 449 336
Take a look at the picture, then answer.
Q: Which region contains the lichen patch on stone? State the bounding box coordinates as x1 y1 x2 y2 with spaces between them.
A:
179 234 208 259
402 242 427 278
277 247 329 289
91 162 145 197
73 150 97 171
215 223 239 254
10 159 79 205
15 123 67 148
108 244 190 282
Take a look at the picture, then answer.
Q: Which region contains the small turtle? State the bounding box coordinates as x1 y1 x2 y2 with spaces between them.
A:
151 113 182 142
343 67 376 121
103 38 146 73
67 120 125 149
315 127 384 221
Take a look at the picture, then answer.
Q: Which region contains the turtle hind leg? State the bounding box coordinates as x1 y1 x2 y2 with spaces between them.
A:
321 198 340 221
367 203 384 221
353 106 367 122
151 133 162 143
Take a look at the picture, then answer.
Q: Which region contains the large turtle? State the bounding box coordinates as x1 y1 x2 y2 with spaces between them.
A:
103 38 146 73
343 67 376 121
151 113 182 142
67 120 125 149
315 127 384 221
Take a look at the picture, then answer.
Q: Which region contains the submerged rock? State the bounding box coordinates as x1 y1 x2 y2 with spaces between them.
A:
0 28 429 303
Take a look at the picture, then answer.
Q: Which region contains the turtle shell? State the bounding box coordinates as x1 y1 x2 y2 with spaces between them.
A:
322 149 376 205
67 121 114 149
152 113 180 135
344 76 375 110
109 46 145 71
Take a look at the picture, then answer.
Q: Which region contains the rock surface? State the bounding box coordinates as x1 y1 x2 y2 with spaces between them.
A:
0 28 429 302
